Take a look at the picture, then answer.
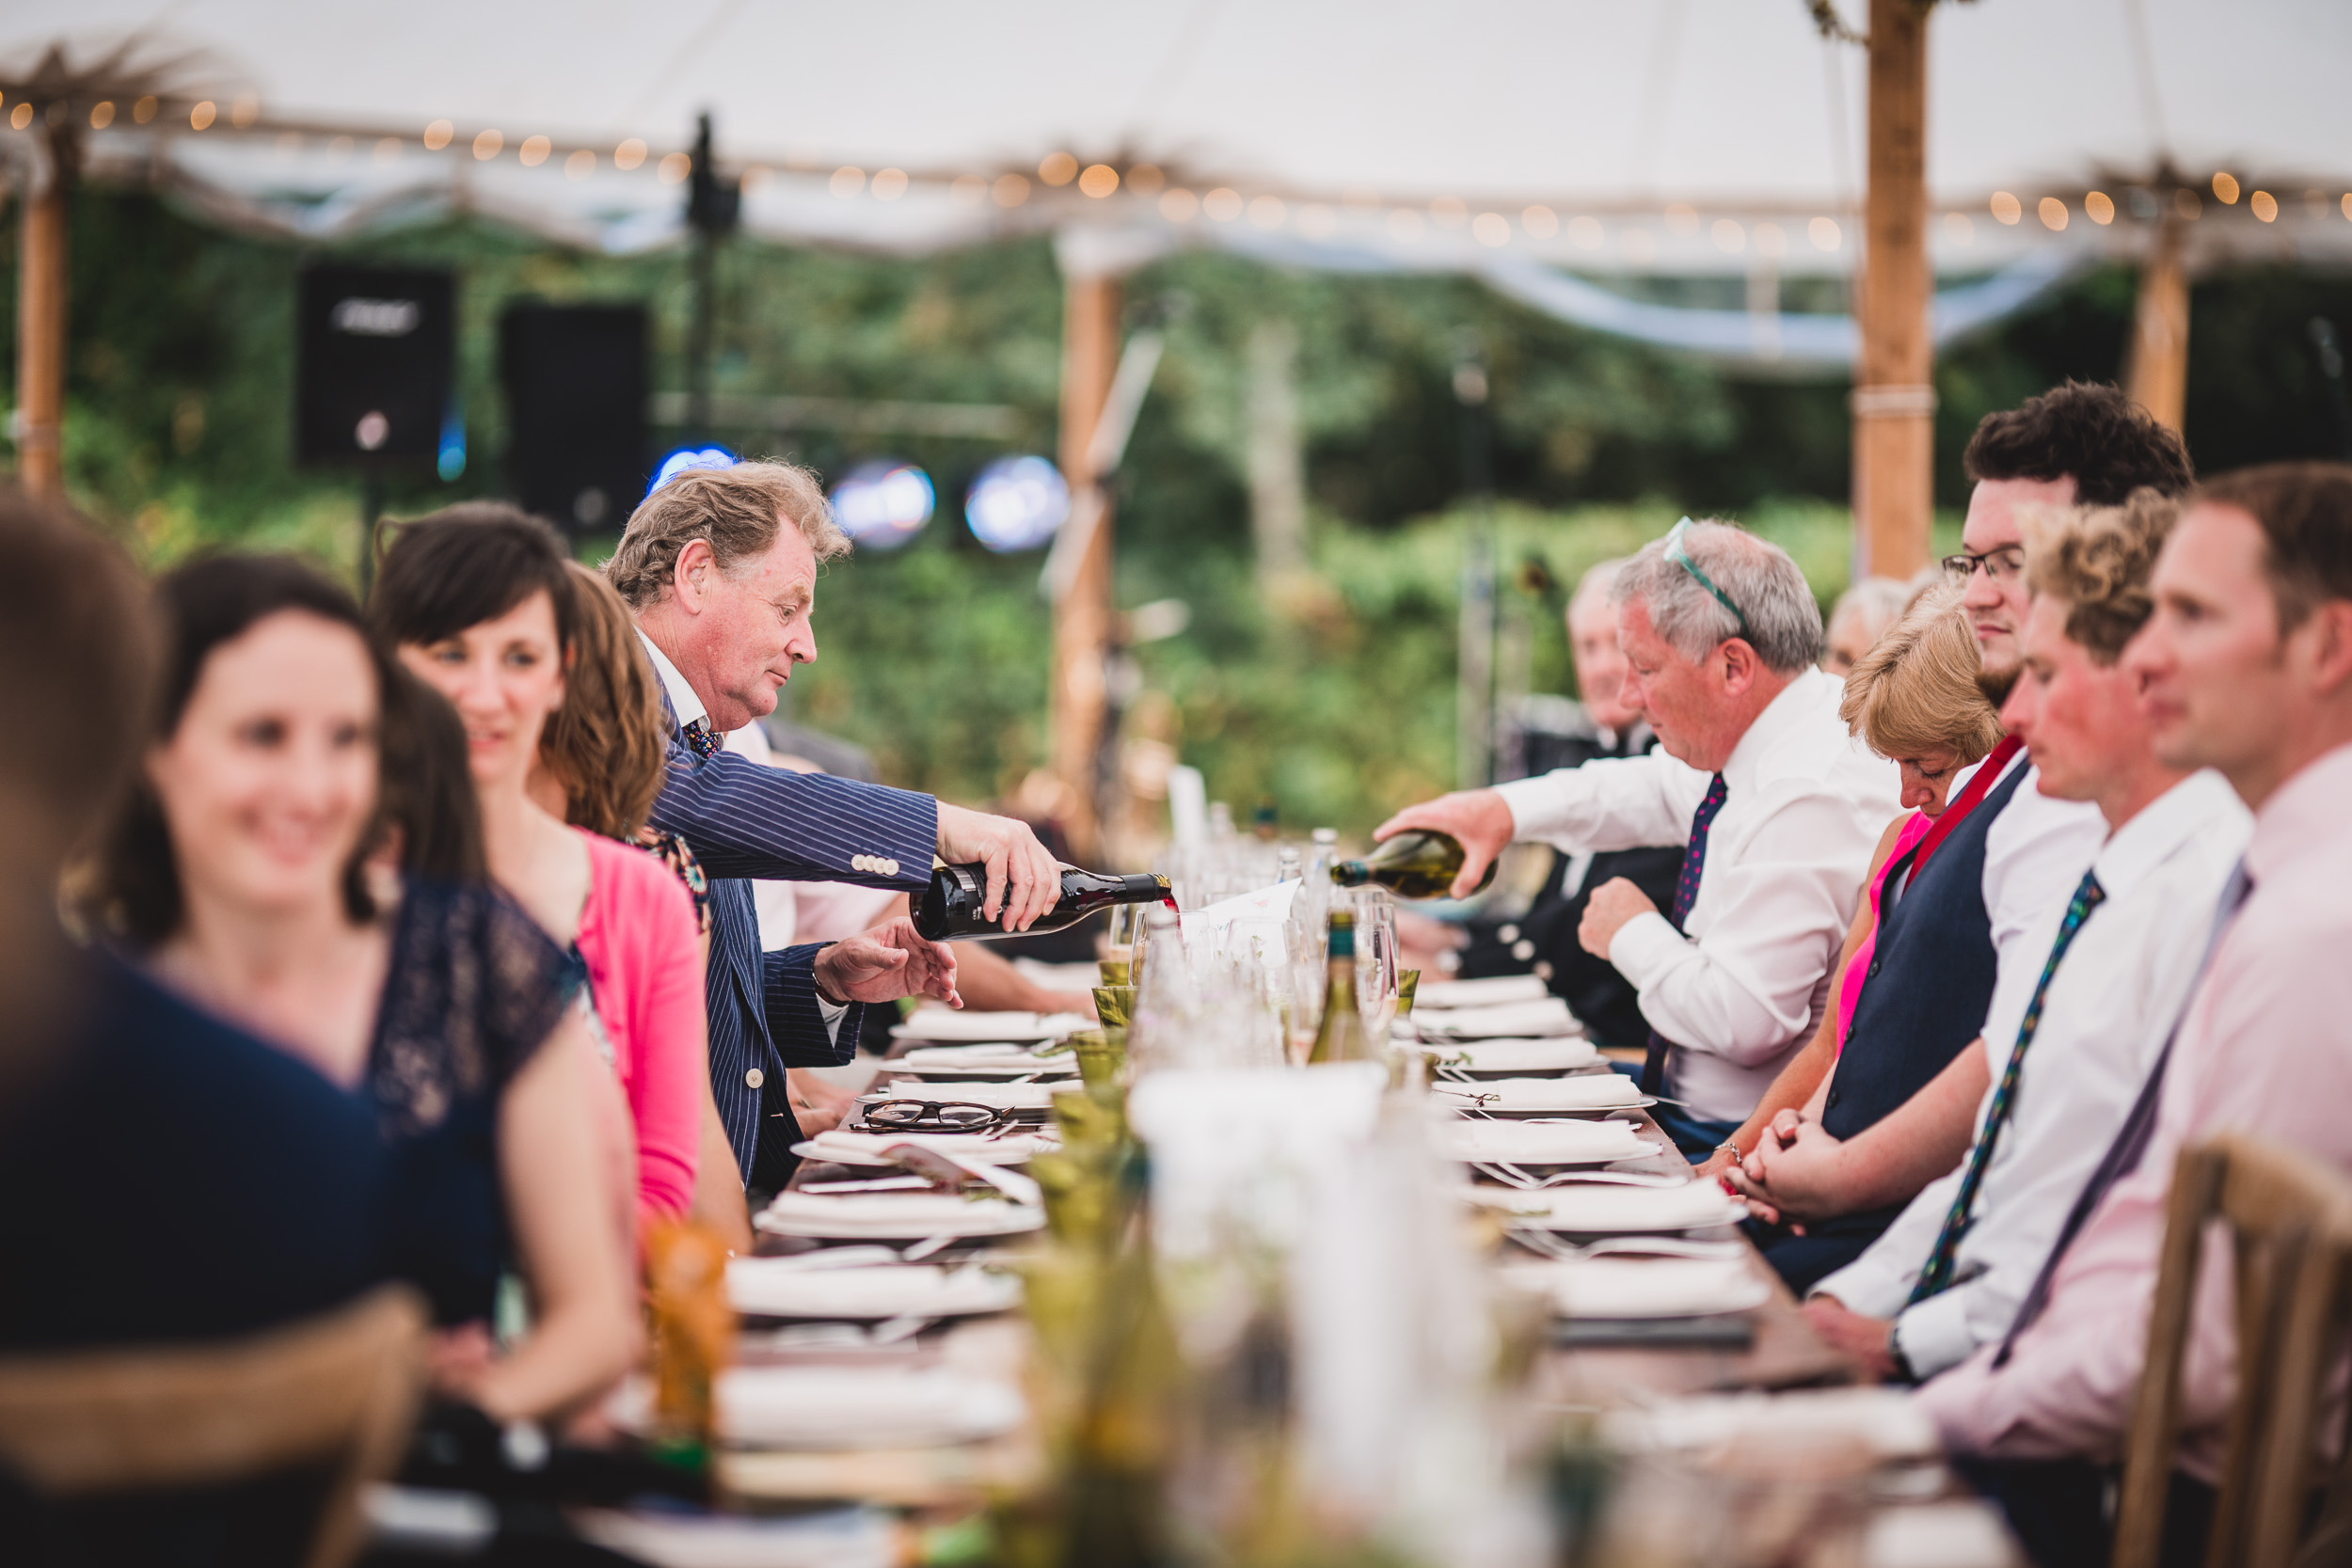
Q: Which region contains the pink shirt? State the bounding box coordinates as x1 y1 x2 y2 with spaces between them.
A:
1836 812 1933 1052
573 828 707 1225
1916 742 2352 1473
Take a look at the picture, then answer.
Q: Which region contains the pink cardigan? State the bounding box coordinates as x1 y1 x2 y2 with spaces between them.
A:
573 828 705 1223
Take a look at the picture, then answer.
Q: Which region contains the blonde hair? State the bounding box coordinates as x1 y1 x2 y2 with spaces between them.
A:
541 562 671 838
1838 584 2004 765
2022 488 2179 666
606 460 849 610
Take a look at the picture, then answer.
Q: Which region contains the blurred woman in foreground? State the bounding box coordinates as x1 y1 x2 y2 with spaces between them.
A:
87 555 636 1422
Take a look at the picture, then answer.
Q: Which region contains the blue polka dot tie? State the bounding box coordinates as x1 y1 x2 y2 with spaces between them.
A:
1641 772 1727 1096
680 719 723 761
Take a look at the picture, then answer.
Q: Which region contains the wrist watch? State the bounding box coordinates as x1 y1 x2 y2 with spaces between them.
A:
1886 1326 1919 1386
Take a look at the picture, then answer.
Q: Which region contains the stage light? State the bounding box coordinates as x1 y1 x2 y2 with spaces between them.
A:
832 460 935 550
647 445 739 499
965 455 1069 553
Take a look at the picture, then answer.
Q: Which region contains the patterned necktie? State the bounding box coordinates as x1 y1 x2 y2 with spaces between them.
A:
1907 867 2107 1305
1641 772 1729 1095
1994 857 2254 1365
680 718 723 760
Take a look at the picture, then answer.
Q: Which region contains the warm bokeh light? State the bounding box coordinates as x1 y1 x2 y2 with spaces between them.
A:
2175 187 2202 219
1248 195 1286 229
1809 214 1841 250
8 103 29 131
950 174 987 205
2212 171 2240 204
473 129 503 160
190 101 216 130
1430 196 1468 230
614 138 646 170
1942 211 1975 245
327 135 353 159
231 98 258 129
2085 190 2114 225
1754 220 1787 257
423 119 453 150
872 167 909 200
993 173 1030 207
1159 187 1199 222
1203 187 1244 221
1521 204 1558 238
741 166 772 192
1126 164 1165 195
518 135 550 166
659 152 691 184
1710 217 1744 253
1663 202 1699 236
1568 214 1605 250
1989 191 2023 225
1079 163 1119 198
2038 197 2067 230
374 137 402 164
2344 194 2352 221
133 95 158 123
1038 151 1077 187
1472 213 1510 247
89 101 115 129
2250 190 2278 222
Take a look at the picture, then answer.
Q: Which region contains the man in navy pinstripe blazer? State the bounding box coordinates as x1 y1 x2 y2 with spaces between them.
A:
612 462 1064 1193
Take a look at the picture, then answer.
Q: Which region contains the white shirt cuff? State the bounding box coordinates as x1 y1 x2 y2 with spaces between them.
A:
1894 1290 1978 1382
818 997 848 1044
1810 1255 1912 1321
1605 909 1687 990
1493 774 1572 844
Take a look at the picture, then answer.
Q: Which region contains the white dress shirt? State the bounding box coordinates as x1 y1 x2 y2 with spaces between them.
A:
1814 768 2250 1377
1494 668 1903 1122
1961 753 2109 999
1918 743 2352 1473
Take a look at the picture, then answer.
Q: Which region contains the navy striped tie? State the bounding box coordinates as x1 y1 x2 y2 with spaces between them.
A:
1641 772 1728 1096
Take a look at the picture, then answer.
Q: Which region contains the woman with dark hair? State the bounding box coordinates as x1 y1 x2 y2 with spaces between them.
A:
86 553 637 1424
372 507 708 1236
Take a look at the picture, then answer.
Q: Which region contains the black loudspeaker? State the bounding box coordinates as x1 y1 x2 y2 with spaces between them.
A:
500 304 648 533
294 264 455 466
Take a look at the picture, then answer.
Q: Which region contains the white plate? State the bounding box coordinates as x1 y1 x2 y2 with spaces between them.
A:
1499 1257 1771 1319
887 1009 1089 1044
755 1192 1046 1241
1414 996 1583 1040
717 1367 1025 1449
858 1080 1064 1112
898 1044 1079 1079
1471 1181 1747 1233
1431 1075 1650 1115
1437 1118 1660 1165
1414 974 1552 1009
1419 1037 1602 1075
792 1131 1058 1168
726 1260 1023 1320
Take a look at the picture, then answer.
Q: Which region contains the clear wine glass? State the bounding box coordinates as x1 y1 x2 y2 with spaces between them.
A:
1350 890 1399 1040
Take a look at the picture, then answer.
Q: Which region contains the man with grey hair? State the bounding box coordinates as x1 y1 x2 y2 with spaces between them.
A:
1379 520 1901 1154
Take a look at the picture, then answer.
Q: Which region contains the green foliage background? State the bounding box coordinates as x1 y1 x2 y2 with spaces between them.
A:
16 190 2352 834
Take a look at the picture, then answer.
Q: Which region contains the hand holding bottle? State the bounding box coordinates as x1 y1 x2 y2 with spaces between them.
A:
1369 788 1517 898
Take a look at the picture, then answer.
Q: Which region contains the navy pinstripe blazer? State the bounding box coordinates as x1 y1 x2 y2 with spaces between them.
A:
646 702 934 1183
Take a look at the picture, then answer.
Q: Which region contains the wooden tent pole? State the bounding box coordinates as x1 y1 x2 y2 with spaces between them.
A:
1850 0 1933 580
2124 211 2189 433
16 119 69 497
1050 268 1121 863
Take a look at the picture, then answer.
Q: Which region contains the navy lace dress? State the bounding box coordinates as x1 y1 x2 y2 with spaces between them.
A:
368 879 573 1327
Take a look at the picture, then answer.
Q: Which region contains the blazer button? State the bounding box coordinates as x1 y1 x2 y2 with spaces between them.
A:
744 1068 765 1089
881 859 899 878
1867 960 1881 977
1826 1087 1841 1108
851 854 871 872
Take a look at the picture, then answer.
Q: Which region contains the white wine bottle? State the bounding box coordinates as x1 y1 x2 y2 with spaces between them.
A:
1329 829 1498 899
1307 910 1374 1065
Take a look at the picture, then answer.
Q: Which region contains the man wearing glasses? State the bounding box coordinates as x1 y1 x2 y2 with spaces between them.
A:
1379 520 1901 1156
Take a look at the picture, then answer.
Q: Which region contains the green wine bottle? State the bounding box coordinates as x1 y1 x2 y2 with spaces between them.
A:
1307 911 1374 1065
1328 829 1498 899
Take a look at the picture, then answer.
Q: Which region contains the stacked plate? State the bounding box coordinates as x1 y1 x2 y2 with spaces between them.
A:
888 1009 1089 1044
1430 1075 1651 1116
855 1080 1064 1117
756 1191 1046 1242
1418 1036 1601 1077
898 1042 1078 1079
1469 1180 1747 1234
789 1129 1058 1168
1436 1117 1660 1166
714 1367 1025 1449
726 1259 1023 1320
1413 994 1583 1040
1413 974 1552 1009
1498 1257 1771 1319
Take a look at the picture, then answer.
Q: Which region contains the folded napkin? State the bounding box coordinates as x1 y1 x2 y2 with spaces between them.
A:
725 1260 1021 1320
1600 1387 1940 1460
1470 1180 1746 1232
1437 1118 1656 1164
1418 1036 1601 1073
715 1367 1025 1449
1430 1074 1645 1112
899 1045 1078 1077
1414 974 1552 1009
1414 995 1582 1039
859 1080 1062 1110
889 1008 1089 1043
1499 1257 1770 1319
756 1192 1044 1240
803 1130 1056 1165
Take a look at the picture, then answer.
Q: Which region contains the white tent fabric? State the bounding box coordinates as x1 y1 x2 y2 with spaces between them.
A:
12 0 2352 368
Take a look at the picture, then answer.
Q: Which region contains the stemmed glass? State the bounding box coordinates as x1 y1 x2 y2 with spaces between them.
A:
1349 890 1400 1040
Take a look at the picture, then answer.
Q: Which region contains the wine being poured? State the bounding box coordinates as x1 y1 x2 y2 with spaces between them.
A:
911 862 1174 942
1328 829 1498 900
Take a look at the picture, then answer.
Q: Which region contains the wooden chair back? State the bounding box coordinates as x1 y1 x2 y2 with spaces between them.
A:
2113 1134 2352 1568
0 1284 427 1568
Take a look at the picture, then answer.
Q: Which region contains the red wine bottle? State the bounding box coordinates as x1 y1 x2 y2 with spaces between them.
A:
912 863 1174 941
